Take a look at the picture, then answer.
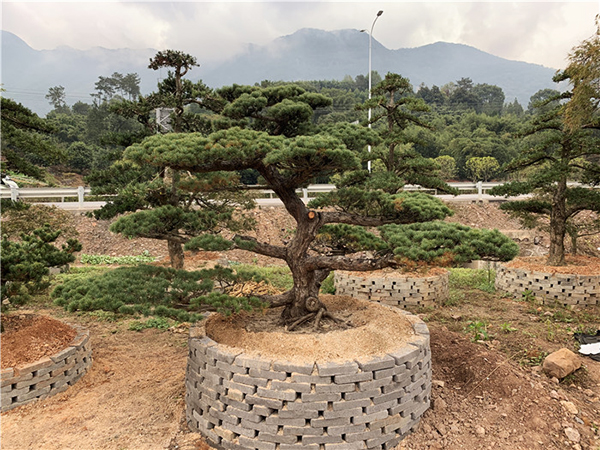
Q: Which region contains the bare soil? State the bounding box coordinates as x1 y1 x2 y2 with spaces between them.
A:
2 203 600 450
205 295 418 363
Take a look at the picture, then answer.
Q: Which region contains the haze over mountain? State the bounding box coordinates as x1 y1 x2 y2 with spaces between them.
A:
2 28 561 116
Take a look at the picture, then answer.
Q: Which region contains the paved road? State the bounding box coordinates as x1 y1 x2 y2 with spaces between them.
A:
38 194 522 212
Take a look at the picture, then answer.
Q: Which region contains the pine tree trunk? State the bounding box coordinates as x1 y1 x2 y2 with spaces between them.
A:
168 240 185 269
547 179 567 266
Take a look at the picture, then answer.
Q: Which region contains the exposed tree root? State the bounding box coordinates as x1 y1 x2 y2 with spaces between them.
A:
287 313 315 331
313 308 325 331
287 308 349 332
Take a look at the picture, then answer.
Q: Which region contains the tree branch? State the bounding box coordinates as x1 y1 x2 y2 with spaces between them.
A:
233 235 287 260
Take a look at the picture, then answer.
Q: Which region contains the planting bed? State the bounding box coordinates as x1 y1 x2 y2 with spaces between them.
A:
1 316 92 412
334 268 449 309
496 256 600 307
185 296 432 450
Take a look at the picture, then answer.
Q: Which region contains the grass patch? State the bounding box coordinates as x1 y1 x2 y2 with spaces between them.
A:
449 268 496 292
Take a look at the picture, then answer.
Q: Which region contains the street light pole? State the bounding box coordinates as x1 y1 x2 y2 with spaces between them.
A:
362 10 383 173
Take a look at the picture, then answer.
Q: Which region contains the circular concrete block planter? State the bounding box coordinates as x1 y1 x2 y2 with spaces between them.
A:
185 310 431 450
1 325 92 412
496 264 600 307
335 269 449 309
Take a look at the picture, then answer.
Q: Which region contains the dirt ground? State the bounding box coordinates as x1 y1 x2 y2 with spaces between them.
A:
2 202 600 450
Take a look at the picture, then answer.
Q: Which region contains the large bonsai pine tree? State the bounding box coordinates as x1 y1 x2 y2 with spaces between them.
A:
490 25 600 266
116 73 518 326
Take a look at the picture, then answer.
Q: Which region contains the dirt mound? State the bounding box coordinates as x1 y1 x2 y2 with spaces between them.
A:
1 315 77 369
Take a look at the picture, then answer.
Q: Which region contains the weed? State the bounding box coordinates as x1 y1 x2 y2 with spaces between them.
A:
128 317 173 332
499 322 517 333
464 320 490 341
520 290 536 303
443 290 465 307
545 320 560 342
519 349 548 366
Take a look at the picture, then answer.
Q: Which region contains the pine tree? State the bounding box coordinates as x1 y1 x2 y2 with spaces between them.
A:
118 71 518 325
1 98 65 179
490 26 600 266
1 224 82 307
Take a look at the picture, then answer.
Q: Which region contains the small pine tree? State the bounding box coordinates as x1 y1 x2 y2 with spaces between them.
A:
1 224 82 308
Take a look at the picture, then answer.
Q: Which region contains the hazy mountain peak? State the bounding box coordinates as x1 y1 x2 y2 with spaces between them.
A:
2 28 560 116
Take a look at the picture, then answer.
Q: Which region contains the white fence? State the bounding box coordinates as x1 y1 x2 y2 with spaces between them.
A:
1 182 590 205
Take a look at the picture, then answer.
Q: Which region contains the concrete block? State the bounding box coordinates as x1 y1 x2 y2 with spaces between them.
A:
238 436 276 450
355 355 396 372
316 361 359 377
352 408 389 425
272 360 315 375
333 371 373 384
300 392 341 403
272 380 311 393
235 354 272 371
327 423 367 436
314 382 356 394
245 394 283 410
303 435 345 445
249 368 287 381
256 387 297 402
322 406 363 419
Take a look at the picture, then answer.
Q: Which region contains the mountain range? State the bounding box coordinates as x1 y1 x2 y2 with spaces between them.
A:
1 29 561 116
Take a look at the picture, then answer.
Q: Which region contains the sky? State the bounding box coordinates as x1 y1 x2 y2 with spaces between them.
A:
2 1 599 70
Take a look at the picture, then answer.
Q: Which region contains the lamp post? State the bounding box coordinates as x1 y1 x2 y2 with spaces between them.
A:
361 10 383 172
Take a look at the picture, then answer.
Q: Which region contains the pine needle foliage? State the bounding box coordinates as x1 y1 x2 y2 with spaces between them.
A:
1 224 81 307
51 265 264 321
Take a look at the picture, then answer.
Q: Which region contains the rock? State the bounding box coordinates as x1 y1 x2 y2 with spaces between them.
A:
542 348 581 379
433 380 446 389
435 424 448 436
549 390 560 400
560 401 579 415
475 426 485 437
433 397 447 410
564 427 581 443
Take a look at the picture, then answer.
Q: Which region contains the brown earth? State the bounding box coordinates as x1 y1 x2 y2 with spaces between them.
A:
1 202 600 450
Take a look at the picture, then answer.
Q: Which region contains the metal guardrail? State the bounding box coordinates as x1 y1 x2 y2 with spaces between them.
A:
1 182 592 205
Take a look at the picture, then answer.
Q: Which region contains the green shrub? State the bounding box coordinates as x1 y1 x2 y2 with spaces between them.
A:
320 272 336 294
1 224 81 307
51 264 263 321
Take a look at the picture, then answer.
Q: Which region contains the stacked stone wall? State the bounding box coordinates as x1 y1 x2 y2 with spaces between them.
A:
186 312 431 450
496 265 599 307
334 270 449 309
1 327 92 412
